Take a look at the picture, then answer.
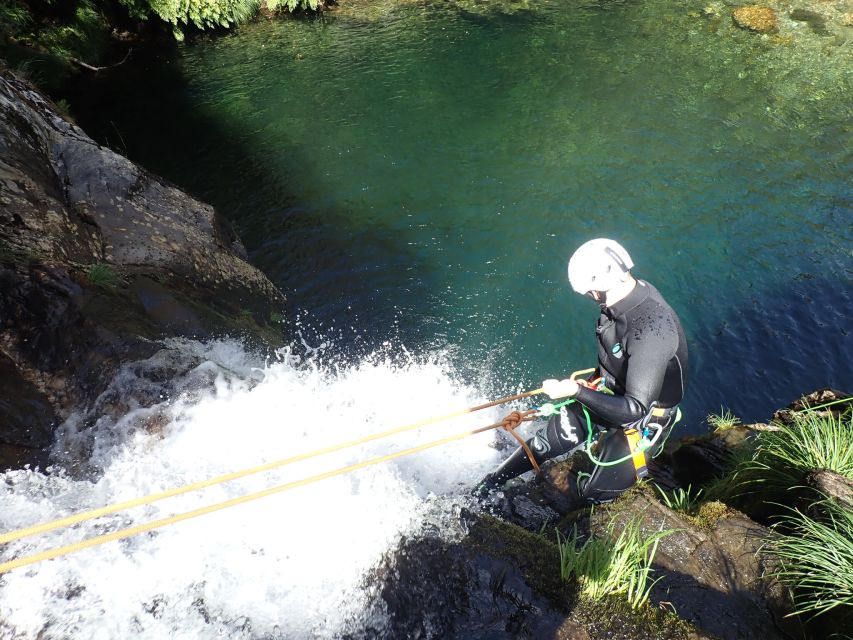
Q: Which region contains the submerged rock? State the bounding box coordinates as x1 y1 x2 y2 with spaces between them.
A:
732 6 779 33
789 8 831 35
0 70 285 468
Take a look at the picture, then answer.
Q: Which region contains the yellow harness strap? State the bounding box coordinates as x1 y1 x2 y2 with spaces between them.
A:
624 428 649 479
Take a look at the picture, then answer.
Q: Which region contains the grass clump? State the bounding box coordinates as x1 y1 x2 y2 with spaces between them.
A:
706 407 741 434
764 500 853 619
653 484 733 529
86 263 123 288
557 517 671 609
738 411 853 493
655 484 703 514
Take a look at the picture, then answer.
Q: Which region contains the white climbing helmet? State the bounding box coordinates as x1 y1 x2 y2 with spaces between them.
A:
567 238 634 295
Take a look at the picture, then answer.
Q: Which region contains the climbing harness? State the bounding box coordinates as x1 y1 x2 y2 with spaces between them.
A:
538 384 682 477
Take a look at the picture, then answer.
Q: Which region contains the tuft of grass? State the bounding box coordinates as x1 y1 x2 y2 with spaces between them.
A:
557 517 671 609
764 500 853 619
655 484 703 514
86 263 123 288
706 407 741 434
653 485 733 529
738 411 853 494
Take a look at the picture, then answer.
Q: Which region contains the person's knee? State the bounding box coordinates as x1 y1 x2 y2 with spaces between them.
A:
576 428 638 503
545 405 589 454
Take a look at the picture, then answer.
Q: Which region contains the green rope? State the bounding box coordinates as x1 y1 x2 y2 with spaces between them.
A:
536 394 682 468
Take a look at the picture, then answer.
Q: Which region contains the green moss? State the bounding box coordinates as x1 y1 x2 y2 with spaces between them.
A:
465 512 701 638
575 594 694 640
682 500 735 530
465 514 568 609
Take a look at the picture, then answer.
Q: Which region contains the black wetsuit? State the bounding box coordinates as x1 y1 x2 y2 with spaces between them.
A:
484 279 688 502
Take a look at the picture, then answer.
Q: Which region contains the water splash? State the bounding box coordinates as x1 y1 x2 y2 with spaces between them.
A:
0 338 507 638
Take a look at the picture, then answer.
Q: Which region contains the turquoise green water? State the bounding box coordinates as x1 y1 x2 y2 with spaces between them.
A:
70 0 851 429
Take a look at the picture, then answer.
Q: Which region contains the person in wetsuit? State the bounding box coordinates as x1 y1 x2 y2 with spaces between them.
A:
480 238 688 503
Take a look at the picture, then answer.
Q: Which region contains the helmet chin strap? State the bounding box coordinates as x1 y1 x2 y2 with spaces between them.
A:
587 290 606 304
589 275 636 307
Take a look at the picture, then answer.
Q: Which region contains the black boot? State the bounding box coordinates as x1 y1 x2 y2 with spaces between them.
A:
489 445 541 486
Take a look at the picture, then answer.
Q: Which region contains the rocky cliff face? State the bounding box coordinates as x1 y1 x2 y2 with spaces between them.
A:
0 70 285 468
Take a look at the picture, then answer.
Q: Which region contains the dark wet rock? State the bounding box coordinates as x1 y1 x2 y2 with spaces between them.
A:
591 490 799 640
361 519 567 640
732 6 779 33
502 494 561 532
666 431 742 486
789 8 831 35
363 513 712 640
0 70 285 467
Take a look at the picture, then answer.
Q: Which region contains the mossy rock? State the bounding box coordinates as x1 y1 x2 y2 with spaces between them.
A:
591 490 796 639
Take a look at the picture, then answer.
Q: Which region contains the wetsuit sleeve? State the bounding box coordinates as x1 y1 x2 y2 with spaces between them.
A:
575 321 678 426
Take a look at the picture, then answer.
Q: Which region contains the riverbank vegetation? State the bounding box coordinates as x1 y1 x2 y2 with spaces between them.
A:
0 0 319 90
645 395 853 636
557 516 670 609
767 500 853 619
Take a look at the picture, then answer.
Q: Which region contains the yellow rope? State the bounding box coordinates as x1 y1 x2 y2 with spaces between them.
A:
0 421 500 575
0 387 544 546
0 367 597 574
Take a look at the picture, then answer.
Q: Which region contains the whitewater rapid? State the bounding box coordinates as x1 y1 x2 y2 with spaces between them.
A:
0 339 511 639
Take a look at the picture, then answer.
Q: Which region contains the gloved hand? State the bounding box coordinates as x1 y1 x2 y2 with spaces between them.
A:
542 378 580 399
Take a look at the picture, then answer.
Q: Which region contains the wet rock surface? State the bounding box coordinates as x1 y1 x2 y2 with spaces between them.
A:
365 512 711 640
0 70 285 468
592 490 797 640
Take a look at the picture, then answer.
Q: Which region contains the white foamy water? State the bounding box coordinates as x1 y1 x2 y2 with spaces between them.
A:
0 339 512 639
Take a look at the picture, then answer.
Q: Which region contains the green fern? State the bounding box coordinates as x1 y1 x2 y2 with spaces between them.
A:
265 0 321 13
130 0 260 31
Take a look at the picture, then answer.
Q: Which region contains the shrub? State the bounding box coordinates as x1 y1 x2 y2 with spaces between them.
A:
557 517 671 609
264 0 320 13
120 0 321 38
